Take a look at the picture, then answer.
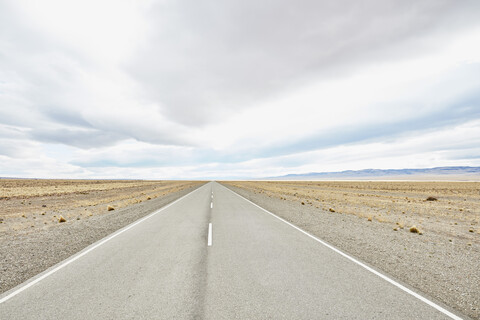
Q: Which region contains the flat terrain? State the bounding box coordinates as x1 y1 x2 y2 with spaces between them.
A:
0 182 465 319
1 179 478 319
223 181 480 236
0 179 202 233
222 181 480 319
0 179 204 293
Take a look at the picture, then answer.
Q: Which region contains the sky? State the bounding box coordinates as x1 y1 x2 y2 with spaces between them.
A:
1 0 480 180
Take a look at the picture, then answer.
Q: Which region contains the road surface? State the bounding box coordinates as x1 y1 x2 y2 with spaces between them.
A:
0 182 466 319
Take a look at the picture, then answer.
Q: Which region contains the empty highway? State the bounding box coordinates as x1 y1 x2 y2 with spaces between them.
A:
0 182 466 319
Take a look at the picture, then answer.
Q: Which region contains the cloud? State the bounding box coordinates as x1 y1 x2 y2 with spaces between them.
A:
29 127 124 149
127 0 480 126
1 0 480 178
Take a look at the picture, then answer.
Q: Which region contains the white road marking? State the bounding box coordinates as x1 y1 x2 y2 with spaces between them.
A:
0 185 205 305
210 202 213 209
208 223 212 246
223 185 463 320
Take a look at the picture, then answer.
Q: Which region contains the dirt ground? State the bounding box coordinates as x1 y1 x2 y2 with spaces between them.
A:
222 181 480 319
0 179 203 233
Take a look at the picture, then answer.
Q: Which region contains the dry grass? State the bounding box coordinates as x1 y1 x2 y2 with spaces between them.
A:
223 180 480 239
0 179 164 198
0 180 203 232
222 180 479 319
409 225 420 233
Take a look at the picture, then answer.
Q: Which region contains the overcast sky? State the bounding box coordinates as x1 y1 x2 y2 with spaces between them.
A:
1 0 480 179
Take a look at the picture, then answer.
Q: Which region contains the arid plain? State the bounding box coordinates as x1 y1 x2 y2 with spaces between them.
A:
224 181 480 237
222 180 480 319
0 179 202 233
0 179 204 294
1 179 479 318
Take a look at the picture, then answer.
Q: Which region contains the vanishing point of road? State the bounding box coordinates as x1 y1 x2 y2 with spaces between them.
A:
0 182 467 319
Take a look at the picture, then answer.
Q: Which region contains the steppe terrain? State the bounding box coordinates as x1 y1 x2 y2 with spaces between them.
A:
0 179 201 233
0 179 204 293
222 181 480 319
224 181 480 237
1 179 478 318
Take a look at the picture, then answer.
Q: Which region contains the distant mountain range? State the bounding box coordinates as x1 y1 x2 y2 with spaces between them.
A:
266 166 480 180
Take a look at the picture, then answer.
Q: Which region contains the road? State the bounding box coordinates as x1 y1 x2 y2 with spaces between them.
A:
0 182 466 319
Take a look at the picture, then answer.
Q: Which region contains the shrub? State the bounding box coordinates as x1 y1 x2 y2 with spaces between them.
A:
409 225 422 234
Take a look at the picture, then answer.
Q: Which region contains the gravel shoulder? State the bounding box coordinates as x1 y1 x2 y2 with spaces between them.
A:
221 182 480 320
0 182 205 294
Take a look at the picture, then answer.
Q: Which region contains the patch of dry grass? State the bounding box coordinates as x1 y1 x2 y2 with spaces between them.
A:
0 180 203 232
223 180 480 239
409 225 420 233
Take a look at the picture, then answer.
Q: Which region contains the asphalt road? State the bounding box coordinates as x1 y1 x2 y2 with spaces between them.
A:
0 182 466 319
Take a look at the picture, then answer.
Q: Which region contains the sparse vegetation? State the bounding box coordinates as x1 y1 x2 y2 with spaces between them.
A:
223 180 480 239
0 179 203 233
222 180 480 320
409 226 422 234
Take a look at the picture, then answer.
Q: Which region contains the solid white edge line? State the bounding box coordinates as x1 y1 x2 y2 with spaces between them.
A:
208 223 212 246
0 183 206 305
221 184 463 320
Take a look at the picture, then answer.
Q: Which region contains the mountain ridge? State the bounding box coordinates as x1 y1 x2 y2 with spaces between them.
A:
266 166 480 180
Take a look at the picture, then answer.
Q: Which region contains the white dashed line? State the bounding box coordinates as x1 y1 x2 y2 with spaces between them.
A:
208 223 212 246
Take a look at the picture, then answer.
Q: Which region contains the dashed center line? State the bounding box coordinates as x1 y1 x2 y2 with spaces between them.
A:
207 223 212 246
210 202 213 209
